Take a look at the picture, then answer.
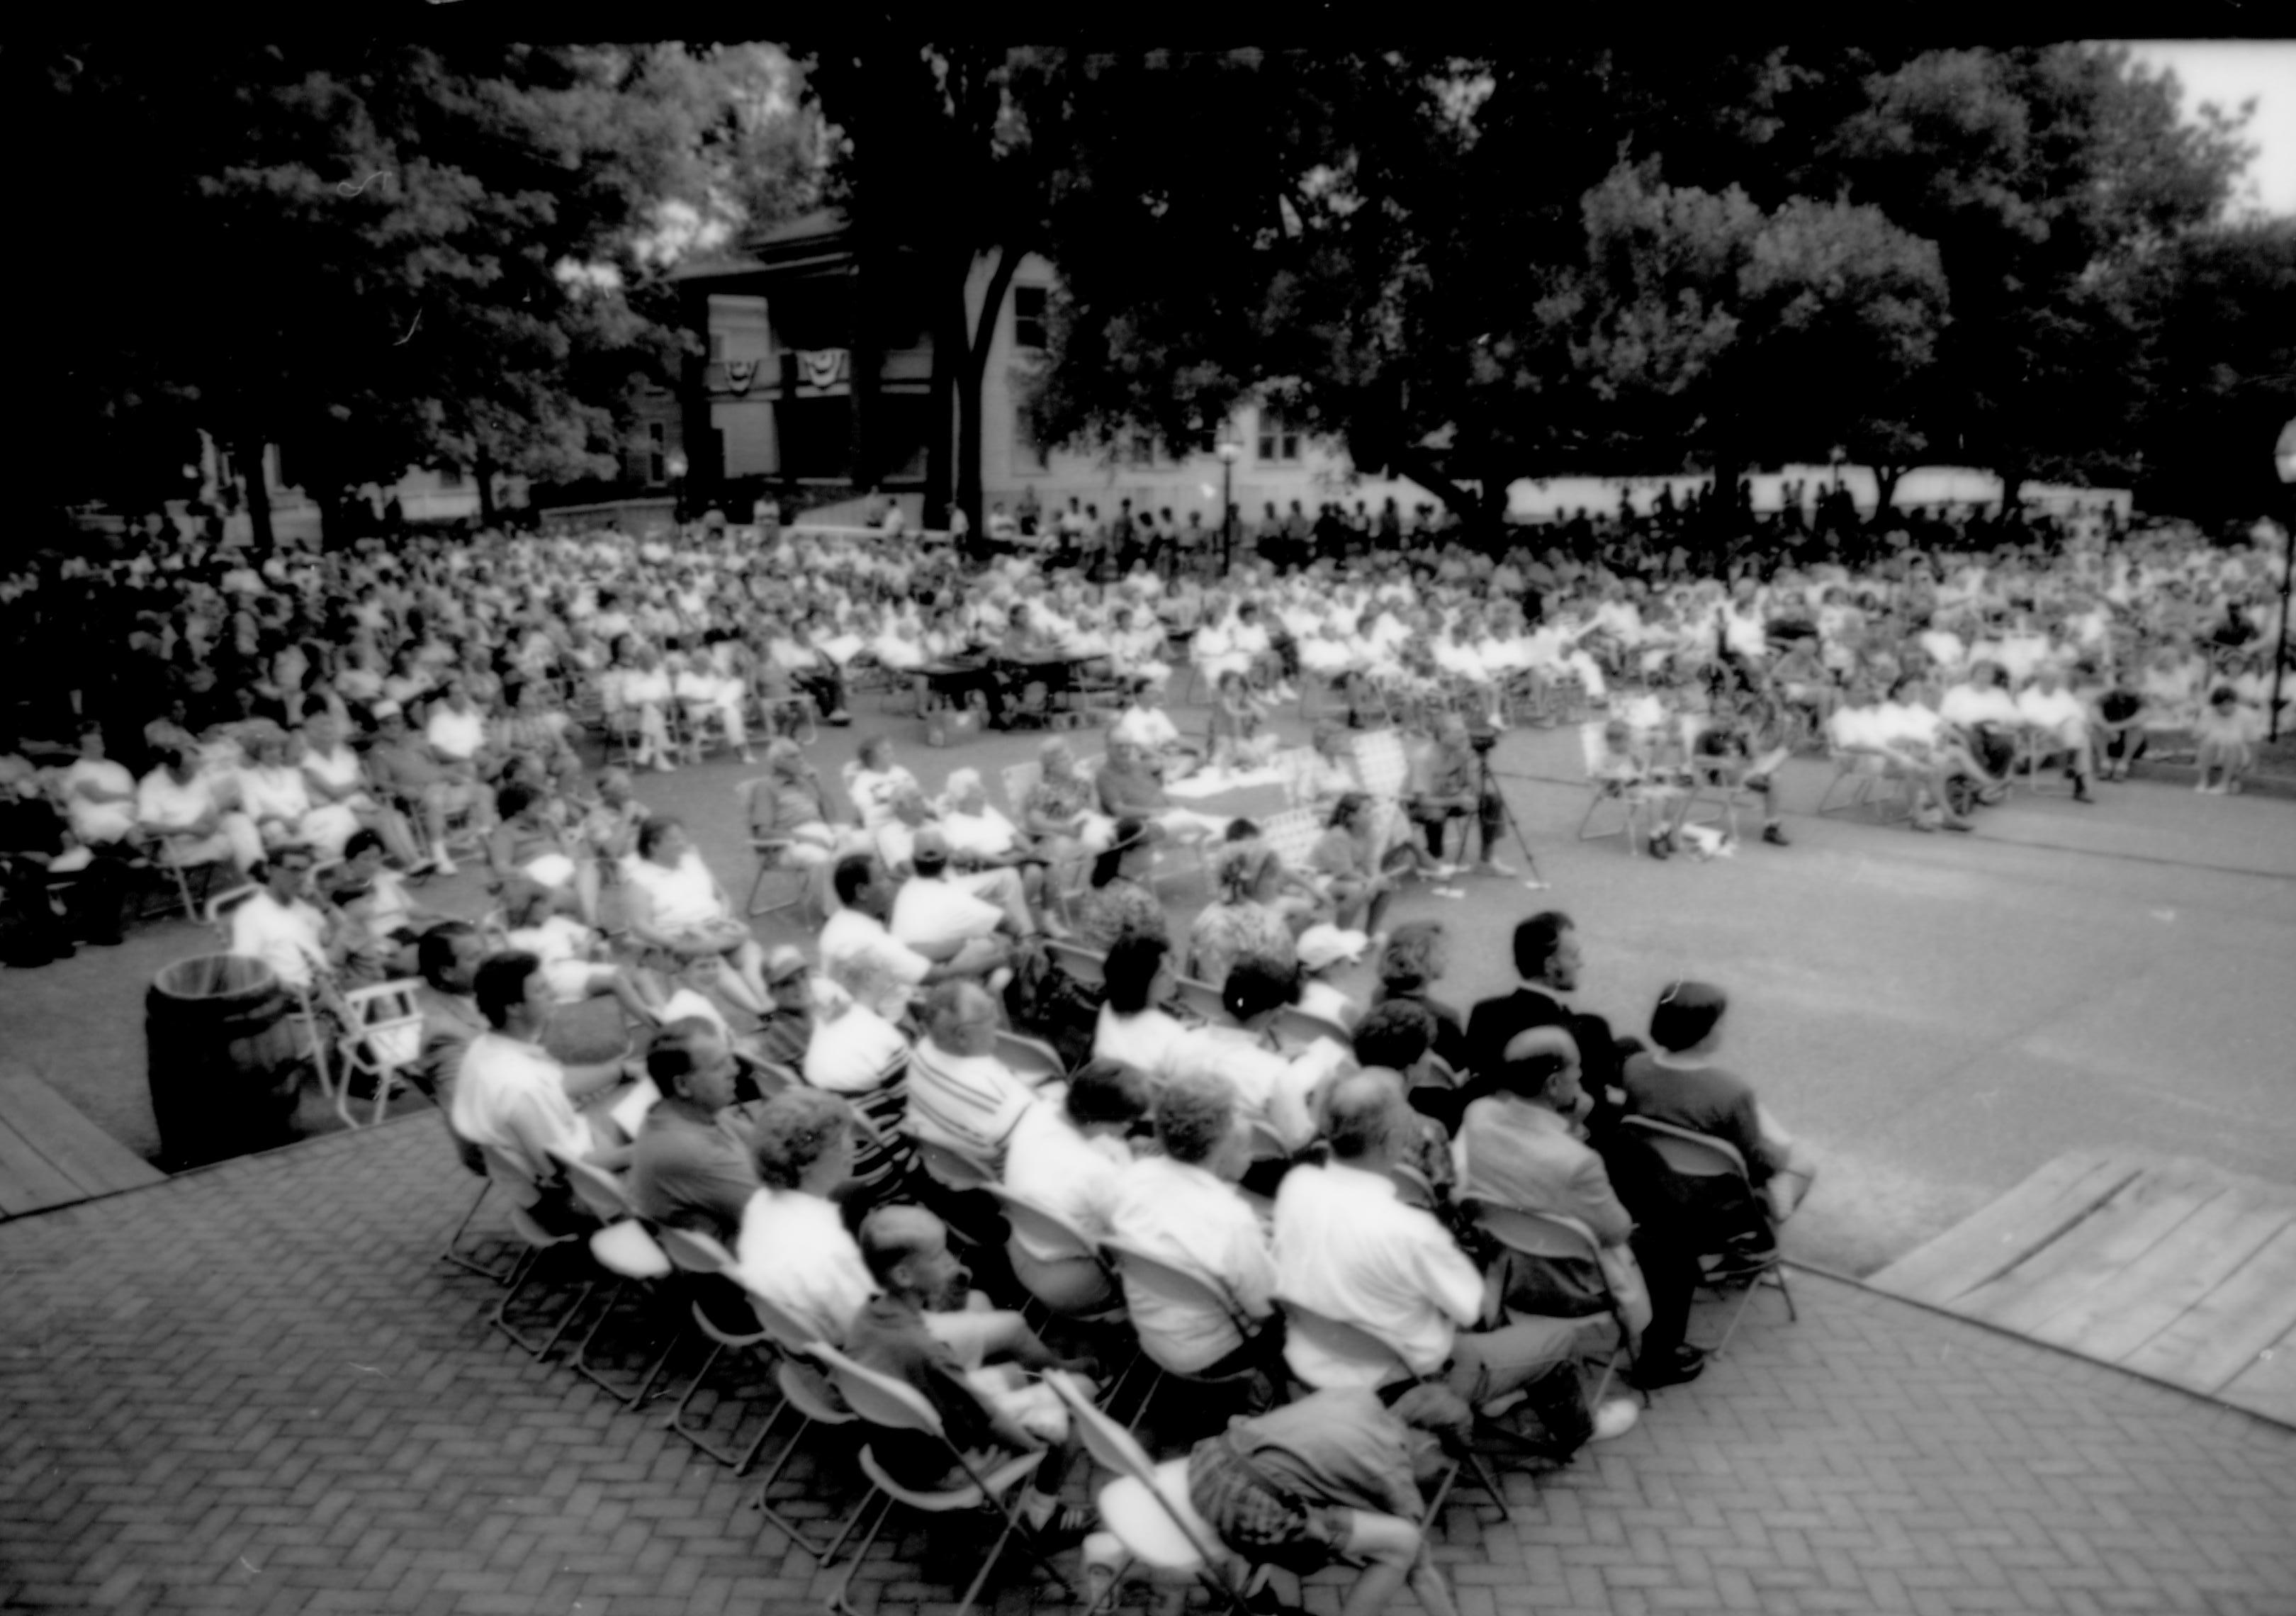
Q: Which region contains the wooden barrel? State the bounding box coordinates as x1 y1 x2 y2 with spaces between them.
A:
145 954 303 1169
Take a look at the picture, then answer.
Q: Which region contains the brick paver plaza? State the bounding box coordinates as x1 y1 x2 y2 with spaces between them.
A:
2 1116 2291 1616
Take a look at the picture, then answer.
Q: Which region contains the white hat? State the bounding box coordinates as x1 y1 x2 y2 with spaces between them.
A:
1296 924 1369 972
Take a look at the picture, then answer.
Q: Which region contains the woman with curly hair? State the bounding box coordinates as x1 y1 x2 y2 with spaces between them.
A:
1369 921 1471 1077
1186 843 1298 992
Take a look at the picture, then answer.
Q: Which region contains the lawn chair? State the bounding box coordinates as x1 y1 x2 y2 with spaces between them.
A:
1576 721 1653 854
332 977 424 1128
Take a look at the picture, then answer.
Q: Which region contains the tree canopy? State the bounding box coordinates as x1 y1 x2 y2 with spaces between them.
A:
1015 44 2267 531
18 39 815 540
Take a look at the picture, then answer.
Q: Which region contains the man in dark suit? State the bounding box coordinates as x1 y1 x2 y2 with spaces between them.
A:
1462 912 1622 1111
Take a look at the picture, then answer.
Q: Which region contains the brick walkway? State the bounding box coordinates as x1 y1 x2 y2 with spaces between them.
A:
2 1119 2292 1616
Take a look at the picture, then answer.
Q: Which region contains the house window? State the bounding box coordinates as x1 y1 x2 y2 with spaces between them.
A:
1013 285 1048 351
1257 415 1301 464
439 465 463 490
1013 403 1049 473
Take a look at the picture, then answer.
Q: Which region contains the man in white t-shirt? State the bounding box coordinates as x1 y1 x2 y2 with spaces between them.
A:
451 952 632 1229
820 855 1006 1019
890 827 1036 960
2015 666 2098 803
226 844 339 994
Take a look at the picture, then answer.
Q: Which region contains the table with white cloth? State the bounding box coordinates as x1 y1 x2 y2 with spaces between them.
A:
1161 765 1292 824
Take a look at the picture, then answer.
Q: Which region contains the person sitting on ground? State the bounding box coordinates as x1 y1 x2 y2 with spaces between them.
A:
843 1204 1098 1544
1406 714 1514 879
1001 1058 1154 1314
1453 1026 1680 1386
1272 1072 1640 1454
1178 1384 1468 1616
627 1016 758 1244
450 950 633 1234
2193 683 2259 795
622 814 772 1016
1105 1069 1285 1400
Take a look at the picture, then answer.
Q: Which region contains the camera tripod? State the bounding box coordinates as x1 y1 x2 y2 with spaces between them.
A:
1465 730 1549 890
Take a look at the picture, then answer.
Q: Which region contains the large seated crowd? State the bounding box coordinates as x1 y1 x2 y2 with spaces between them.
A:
0 493 2286 1615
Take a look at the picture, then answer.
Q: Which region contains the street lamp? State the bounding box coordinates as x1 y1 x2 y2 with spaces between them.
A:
1216 437 1242 575
665 450 688 528
2271 417 2296 741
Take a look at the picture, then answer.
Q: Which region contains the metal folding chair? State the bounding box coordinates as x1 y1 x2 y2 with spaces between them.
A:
812 1342 1077 1616
1462 1199 1644 1409
547 1150 680 1406
1616 1116 1798 1354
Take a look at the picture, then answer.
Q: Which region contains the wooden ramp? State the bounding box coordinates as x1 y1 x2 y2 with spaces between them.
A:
1870 1150 2296 1427
0 1070 165 1221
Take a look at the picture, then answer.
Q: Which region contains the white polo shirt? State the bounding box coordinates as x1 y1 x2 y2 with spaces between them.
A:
818 908 933 1016
426 705 487 763
1273 1160 1483 1388
449 1030 592 1200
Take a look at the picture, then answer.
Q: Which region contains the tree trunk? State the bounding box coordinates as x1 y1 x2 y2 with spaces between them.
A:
960 245 1027 539
475 442 498 529
925 279 958 530
1870 464 1905 529
235 432 274 551
1995 463 2027 530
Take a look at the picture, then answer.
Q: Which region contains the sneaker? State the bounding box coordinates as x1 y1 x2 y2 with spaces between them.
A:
1940 814 1975 832
1588 1398 1641 1442
1646 834 1672 860
1762 823 1791 847
653 758 676 774
1628 1345 1708 1390
1473 858 1517 878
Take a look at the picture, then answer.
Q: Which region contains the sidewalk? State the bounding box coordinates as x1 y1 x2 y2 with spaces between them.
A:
3 1118 2291 1616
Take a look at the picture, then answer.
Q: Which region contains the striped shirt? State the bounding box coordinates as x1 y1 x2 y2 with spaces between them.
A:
904 1037 1043 1169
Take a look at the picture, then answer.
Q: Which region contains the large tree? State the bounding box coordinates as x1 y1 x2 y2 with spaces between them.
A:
18 40 805 545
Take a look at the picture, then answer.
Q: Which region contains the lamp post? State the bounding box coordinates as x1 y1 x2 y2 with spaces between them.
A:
1216 437 1241 575
2271 417 2296 741
665 450 688 529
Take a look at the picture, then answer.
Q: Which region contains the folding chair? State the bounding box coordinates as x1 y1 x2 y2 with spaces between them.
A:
1462 1199 1643 1410
1270 1005 1353 1052
738 1288 867 1560
1042 1372 1263 1616
651 1227 786 1471
440 1167 514 1284
1042 937 1108 987
1575 722 1652 853
732 777 811 921
483 1150 599 1360
2010 725 2078 797
548 1150 680 1406
1616 1116 1798 1355
1811 736 1913 822
984 1184 1129 1327
332 977 424 1128
995 1028 1069 1087
812 1342 1079 1616
1274 1298 1511 1525
913 1138 999 1194
1098 1238 1271 1438
1168 975 1227 1026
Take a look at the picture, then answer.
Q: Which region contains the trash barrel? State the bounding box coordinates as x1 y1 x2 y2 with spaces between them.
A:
145 954 304 1169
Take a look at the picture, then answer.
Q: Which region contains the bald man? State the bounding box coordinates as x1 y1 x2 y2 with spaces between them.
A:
1453 1028 1666 1376
842 1206 1096 1542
